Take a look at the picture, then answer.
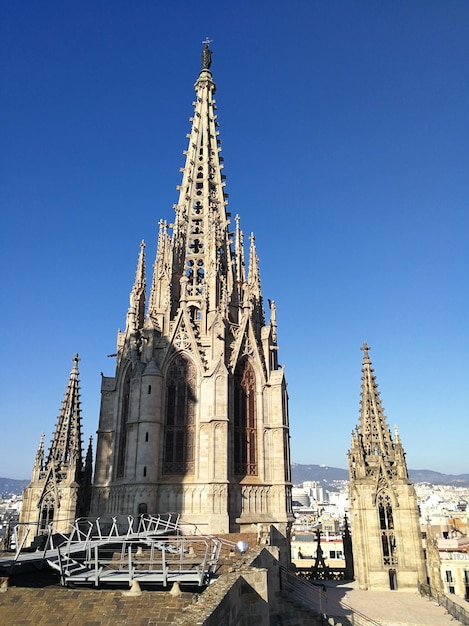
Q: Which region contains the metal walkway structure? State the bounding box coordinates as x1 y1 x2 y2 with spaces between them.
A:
0 514 228 589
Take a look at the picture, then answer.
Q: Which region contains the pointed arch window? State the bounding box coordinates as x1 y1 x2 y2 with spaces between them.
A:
163 355 196 475
234 359 257 476
38 493 55 534
377 493 398 565
116 368 131 478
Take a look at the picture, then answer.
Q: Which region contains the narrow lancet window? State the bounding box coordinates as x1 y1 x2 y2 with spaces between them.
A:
163 355 196 474
38 494 55 534
234 359 257 476
378 493 398 565
116 368 131 478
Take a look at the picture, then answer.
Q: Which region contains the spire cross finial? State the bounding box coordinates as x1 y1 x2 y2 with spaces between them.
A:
361 341 371 364
73 353 80 365
202 37 212 47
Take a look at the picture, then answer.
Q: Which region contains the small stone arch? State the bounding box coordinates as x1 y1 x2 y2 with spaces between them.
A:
38 492 56 534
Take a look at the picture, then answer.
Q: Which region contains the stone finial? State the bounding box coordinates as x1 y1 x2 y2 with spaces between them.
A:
122 579 142 596
170 581 182 597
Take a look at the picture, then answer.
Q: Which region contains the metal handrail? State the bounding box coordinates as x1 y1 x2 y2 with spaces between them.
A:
418 580 469 626
13 524 30 560
2 514 227 589
281 567 381 626
38 513 181 551
48 533 221 587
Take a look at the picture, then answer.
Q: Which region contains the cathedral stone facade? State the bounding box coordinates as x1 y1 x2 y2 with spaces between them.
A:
90 42 294 538
348 343 426 590
19 355 92 546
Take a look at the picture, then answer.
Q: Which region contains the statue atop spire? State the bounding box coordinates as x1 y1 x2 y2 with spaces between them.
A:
201 37 212 70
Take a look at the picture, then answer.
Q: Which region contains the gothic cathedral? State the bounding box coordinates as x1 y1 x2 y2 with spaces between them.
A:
348 343 425 590
90 42 294 537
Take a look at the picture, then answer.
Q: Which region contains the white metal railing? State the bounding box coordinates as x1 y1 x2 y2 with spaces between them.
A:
39 513 180 556
418 580 469 626
2 514 230 589
26 513 223 588
281 568 381 626
70 535 222 587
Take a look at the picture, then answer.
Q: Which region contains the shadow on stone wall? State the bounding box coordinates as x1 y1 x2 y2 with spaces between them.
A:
173 546 278 626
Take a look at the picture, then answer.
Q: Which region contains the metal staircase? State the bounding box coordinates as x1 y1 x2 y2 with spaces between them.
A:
46 552 91 585
0 513 228 588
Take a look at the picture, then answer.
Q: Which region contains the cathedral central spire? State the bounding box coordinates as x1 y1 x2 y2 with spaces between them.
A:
92 44 293 544
148 42 240 332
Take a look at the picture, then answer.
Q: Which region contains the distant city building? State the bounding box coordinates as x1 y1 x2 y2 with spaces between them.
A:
292 531 345 563
19 355 92 547
437 536 469 600
303 481 329 503
291 487 311 507
348 343 426 590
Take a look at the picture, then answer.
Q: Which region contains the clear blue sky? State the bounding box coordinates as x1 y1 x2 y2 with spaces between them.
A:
1 1 468 479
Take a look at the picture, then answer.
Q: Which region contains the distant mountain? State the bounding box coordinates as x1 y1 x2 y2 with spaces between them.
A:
408 469 469 487
2 465 469 498
0 477 29 498
291 464 348 488
291 464 469 488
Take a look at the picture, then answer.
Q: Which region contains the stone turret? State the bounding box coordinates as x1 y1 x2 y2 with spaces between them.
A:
348 343 425 590
19 355 92 546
